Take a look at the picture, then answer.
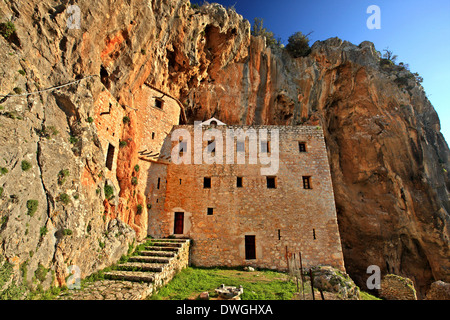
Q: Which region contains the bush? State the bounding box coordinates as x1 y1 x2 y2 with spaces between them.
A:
131 177 138 186
39 226 48 238
69 135 79 144
119 140 127 148
58 193 70 205
0 21 16 39
136 204 143 215
35 263 48 282
63 229 73 236
104 185 114 200
286 31 312 58
251 18 282 49
57 169 69 185
26 200 38 217
0 187 3 197
21 160 32 171
0 167 8 175
123 116 130 124
87 117 94 123
134 164 140 172
13 87 22 95
18 69 26 76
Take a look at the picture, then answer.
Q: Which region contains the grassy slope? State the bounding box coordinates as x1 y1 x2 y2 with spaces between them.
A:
150 267 380 300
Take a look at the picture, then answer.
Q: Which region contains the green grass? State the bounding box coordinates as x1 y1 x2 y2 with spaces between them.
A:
150 267 298 300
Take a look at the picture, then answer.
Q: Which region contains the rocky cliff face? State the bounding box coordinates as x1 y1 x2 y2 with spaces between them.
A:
0 0 448 297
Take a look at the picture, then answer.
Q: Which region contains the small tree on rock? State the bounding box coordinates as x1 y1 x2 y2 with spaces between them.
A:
286 31 312 58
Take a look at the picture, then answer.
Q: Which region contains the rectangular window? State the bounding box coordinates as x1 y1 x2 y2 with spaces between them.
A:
106 143 115 171
266 176 276 189
179 140 187 156
157 177 161 190
299 142 307 153
207 208 214 216
236 141 245 153
261 141 270 153
237 177 243 188
152 132 155 140
303 176 312 190
155 98 164 109
204 177 211 189
207 139 216 155
245 235 256 260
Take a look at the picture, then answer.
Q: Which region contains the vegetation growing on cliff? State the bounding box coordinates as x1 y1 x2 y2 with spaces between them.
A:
286 31 312 58
251 18 282 49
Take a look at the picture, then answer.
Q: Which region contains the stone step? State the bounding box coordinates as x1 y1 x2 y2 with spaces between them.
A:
104 271 156 283
145 246 179 252
140 250 175 258
152 238 189 242
151 242 183 248
118 262 165 273
128 256 171 264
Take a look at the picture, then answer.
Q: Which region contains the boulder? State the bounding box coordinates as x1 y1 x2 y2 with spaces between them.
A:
425 281 450 300
311 265 360 300
380 274 417 300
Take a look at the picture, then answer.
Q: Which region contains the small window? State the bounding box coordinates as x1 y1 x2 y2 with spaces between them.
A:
267 177 276 189
313 228 317 240
236 141 245 153
303 176 312 190
152 132 155 140
106 143 115 171
204 177 211 189
155 98 164 109
179 140 187 156
157 177 161 190
299 142 307 153
261 141 270 153
237 177 243 188
207 208 214 216
207 139 216 155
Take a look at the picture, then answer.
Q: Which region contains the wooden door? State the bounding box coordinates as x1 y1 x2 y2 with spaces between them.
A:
174 212 184 235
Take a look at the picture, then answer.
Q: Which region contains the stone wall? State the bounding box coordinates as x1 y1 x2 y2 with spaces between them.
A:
152 239 191 289
148 123 345 271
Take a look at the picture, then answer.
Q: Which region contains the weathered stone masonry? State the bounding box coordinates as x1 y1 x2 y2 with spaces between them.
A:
147 123 345 272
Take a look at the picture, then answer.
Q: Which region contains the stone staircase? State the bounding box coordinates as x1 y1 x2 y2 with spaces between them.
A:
57 238 190 300
105 238 191 290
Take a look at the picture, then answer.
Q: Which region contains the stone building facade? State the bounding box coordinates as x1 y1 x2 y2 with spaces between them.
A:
147 122 345 271
93 83 182 238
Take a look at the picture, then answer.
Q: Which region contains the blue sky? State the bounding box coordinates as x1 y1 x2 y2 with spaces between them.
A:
192 0 450 143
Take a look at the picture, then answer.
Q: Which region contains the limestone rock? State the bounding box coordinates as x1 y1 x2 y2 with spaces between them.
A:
198 291 210 300
311 265 360 300
380 274 417 300
425 281 450 300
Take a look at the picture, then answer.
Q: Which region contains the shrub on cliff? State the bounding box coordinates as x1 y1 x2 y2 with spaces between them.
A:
251 18 282 49
286 31 312 58
0 21 16 40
